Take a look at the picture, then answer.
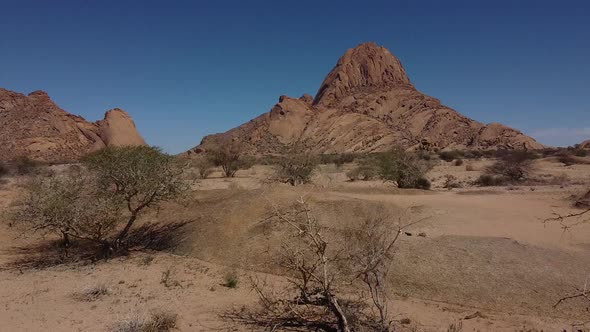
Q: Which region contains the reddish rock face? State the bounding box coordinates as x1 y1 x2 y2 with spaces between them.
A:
579 140 590 150
0 88 146 162
314 42 412 106
188 42 544 155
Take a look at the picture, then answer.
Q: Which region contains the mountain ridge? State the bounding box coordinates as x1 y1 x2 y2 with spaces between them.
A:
188 42 544 155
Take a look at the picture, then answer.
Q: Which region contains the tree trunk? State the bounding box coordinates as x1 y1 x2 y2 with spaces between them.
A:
328 296 351 332
116 212 138 246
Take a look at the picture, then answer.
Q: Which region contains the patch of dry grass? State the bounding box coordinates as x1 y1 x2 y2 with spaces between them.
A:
111 310 177 332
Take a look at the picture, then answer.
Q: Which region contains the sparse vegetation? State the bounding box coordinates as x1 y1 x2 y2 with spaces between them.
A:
454 158 464 166
443 174 461 190
225 198 420 331
274 147 317 186
14 156 39 175
346 162 378 181
439 150 463 162
191 157 214 179
474 174 505 186
223 271 239 289
8 146 187 259
0 162 7 178
376 147 433 189
208 143 252 177
112 310 178 332
72 283 109 302
485 151 535 182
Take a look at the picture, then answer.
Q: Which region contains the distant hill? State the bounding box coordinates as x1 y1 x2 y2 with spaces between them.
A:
0 88 145 162
188 42 543 156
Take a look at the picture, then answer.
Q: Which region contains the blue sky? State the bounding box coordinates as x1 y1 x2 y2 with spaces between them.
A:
1 0 589 152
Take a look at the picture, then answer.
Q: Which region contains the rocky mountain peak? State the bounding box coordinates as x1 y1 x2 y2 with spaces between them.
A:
314 42 412 106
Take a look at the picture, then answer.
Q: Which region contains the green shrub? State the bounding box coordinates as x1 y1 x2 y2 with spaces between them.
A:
208 143 252 177
377 147 433 189
485 151 535 182
223 271 239 289
275 151 317 186
414 177 431 190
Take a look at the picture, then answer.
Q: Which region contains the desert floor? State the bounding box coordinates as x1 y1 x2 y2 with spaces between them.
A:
1 157 590 331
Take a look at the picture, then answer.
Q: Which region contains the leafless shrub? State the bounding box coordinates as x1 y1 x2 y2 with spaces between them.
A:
447 321 463 332
190 157 214 179
443 175 461 190
465 164 475 171
112 310 178 332
224 197 424 331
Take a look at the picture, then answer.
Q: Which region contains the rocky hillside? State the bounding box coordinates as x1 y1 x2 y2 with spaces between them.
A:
188 42 543 155
0 88 145 162
579 140 590 150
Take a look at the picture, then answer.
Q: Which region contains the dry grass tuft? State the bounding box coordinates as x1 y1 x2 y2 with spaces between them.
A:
112 311 178 332
72 283 109 302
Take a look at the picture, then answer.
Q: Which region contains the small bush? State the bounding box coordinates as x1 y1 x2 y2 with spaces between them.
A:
574 149 588 157
454 158 464 166
486 151 535 182
414 177 431 190
377 148 433 189
443 175 461 190
275 149 317 186
15 156 38 175
72 284 109 302
439 150 463 162
0 163 7 178
208 143 252 178
474 174 505 186
191 157 214 179
346 162 378 181
465 164 475 171
112 310 177 332
223 271 239 289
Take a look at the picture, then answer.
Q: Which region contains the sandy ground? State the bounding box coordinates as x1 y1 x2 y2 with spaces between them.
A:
1 158 589 331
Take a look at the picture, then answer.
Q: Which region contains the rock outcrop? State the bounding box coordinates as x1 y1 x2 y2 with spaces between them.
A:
579 140 590 150
0 88 146 162
188 42 544 155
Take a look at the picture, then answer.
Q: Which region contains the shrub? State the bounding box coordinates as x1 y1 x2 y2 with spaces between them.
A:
574 149 588 157
558 153 576 166
439 150 463 162
474 174 504 186
0 162 7 178
465 164 475 171
15 156 38 175
346 164 378 181
191 157 214 179
443 175 461 190
377 147 433 189
454 158 464 166
275 149 317 186
112 310 177 332
208 143 252 177
223 271 239 289
414 177 431 190
9 146 188 259
72 283 109 302
485 151 534 182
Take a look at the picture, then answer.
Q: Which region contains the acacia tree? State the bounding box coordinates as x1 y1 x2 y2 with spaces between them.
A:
208 142 251 178
9 172 120 249
275 145 317 186
84 146 187 249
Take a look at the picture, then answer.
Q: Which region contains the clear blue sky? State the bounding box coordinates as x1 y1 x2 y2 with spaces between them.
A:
1 0 589 152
